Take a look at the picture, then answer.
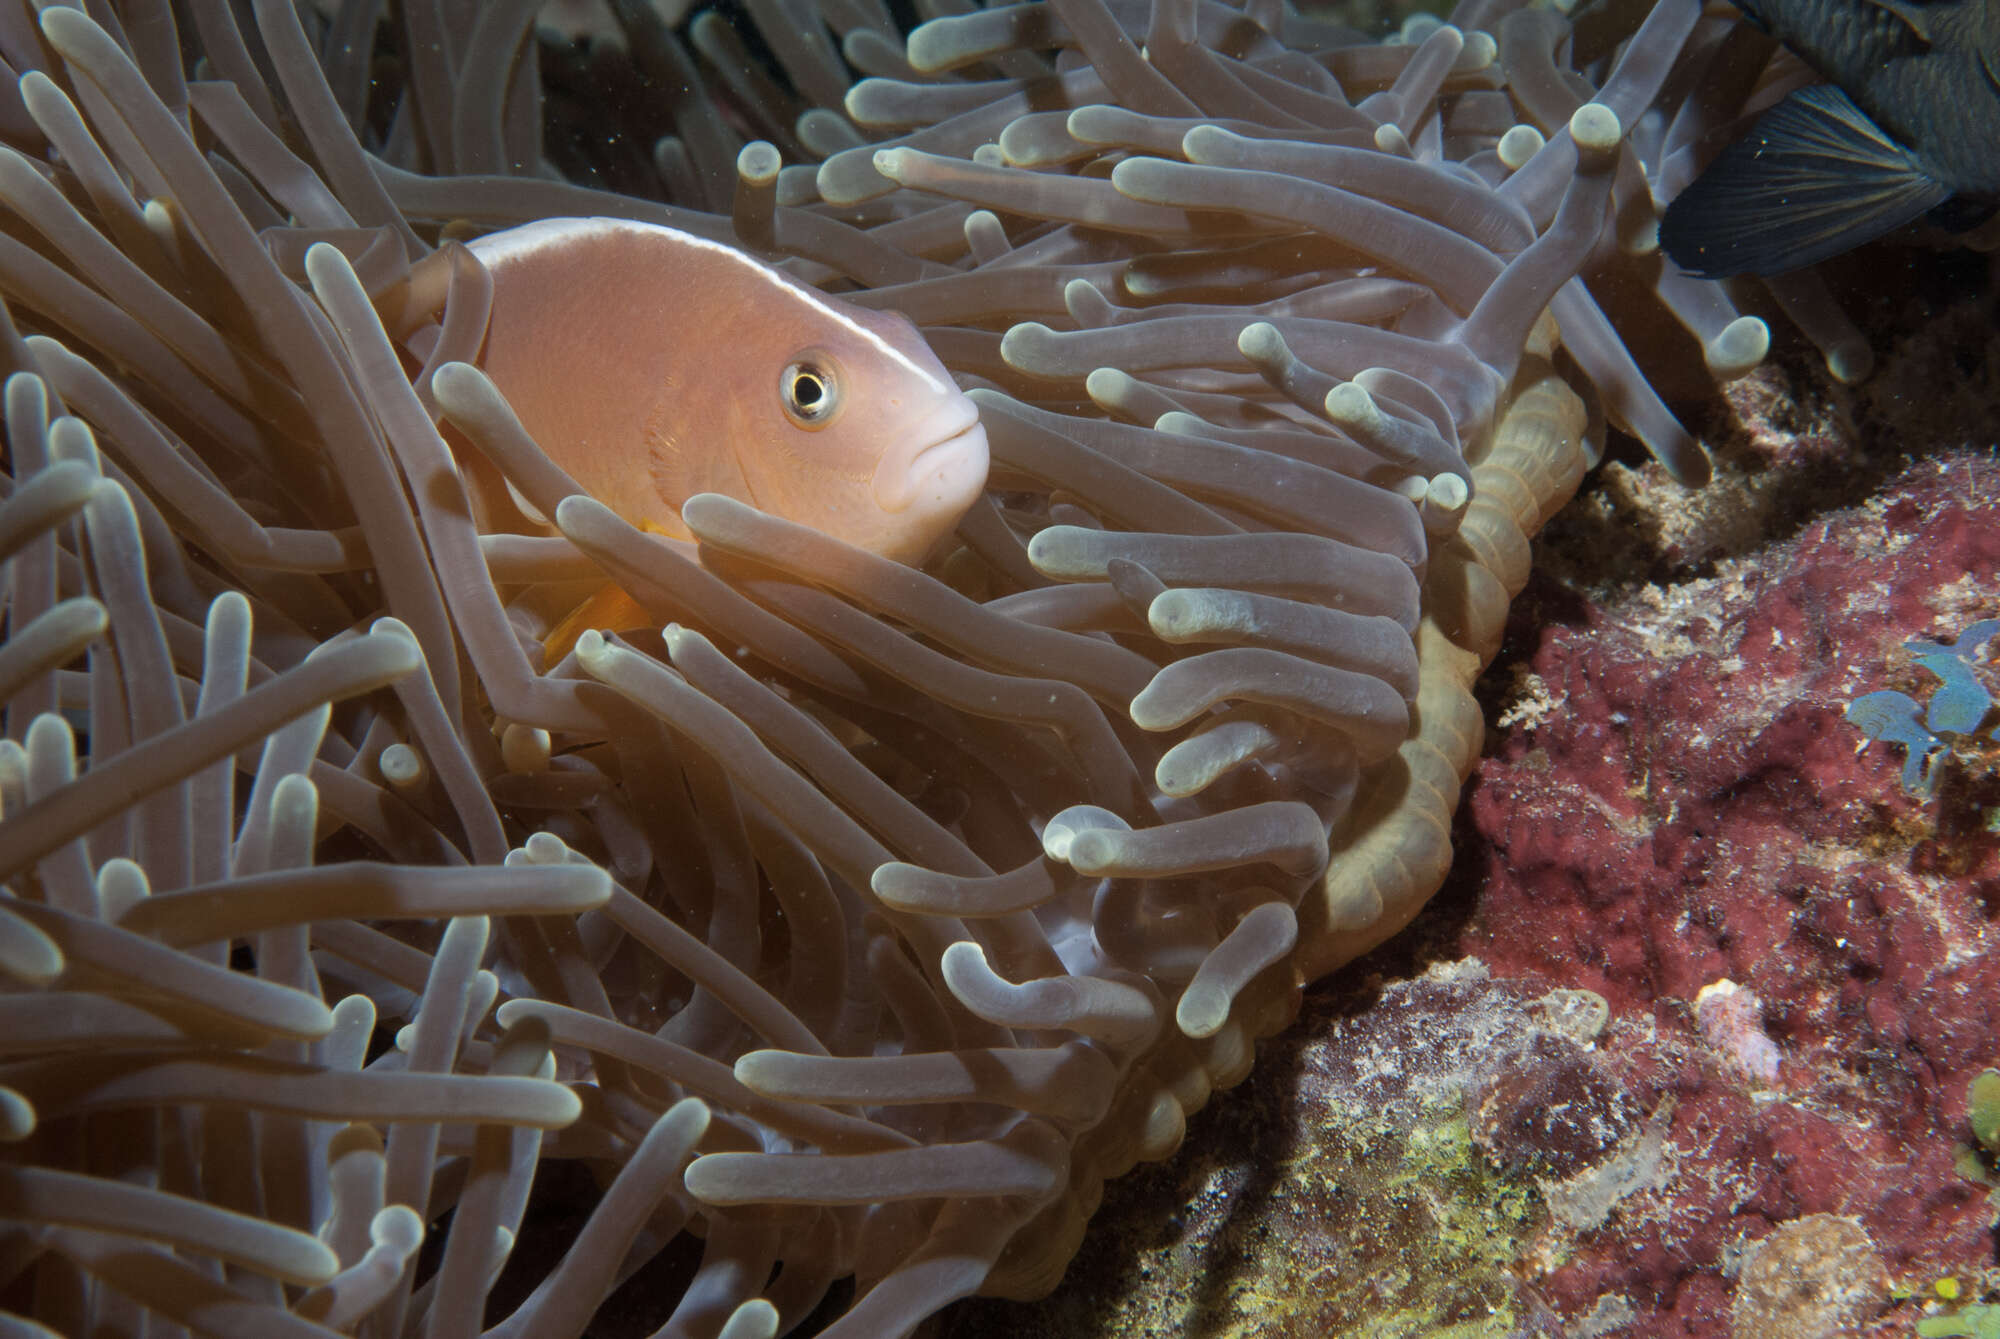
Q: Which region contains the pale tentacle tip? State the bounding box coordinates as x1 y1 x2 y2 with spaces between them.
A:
1570 103 1623 169
1324 381 1382 433
1373 123 1413 157
1496 125 1545 172
1827 341 1875 386
1237 321 1284 363
1706 316 1771 382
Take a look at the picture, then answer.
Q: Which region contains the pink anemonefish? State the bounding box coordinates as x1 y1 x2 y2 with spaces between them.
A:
453 217 992 656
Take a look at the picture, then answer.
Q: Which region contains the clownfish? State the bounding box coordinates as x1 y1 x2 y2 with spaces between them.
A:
458 217 991 651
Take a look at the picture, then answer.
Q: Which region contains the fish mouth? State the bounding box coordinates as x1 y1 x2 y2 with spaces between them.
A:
875 415 990 513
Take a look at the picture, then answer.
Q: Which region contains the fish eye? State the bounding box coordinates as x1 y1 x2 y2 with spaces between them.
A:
781 358 840 428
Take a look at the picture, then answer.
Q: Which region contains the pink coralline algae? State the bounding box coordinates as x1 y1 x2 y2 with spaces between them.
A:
1464 446 2000 1334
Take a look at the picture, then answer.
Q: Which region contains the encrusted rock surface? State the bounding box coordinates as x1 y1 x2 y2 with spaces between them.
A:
942 960 1617 1338
939 267 2000 1337
1463 449 2000 1338
1729 1215 1891 1339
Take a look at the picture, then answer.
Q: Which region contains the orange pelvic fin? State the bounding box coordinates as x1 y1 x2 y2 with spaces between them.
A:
544 583 650 664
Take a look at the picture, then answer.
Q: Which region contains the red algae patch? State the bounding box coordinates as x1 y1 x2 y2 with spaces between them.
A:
1461 449 2000 1335
1403 282 2000 1339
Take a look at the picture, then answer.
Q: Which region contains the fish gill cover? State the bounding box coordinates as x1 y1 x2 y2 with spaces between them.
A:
0 0 1956 1336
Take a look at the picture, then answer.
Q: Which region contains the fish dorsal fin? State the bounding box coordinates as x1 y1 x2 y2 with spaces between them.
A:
1659 83 1951 276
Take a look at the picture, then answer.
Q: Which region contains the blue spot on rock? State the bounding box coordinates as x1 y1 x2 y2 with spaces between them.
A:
1844 618 1997 797
1845 690 1949 794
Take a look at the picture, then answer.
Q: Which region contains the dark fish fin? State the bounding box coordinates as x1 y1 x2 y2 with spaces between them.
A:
1856 0 1938 45
1660 83 1952 277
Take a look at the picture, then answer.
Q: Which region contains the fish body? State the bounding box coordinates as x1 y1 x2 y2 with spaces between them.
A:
1660 0 2000 276
466 217 989 564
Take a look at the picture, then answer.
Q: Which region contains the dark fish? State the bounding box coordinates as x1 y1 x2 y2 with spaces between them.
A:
1659 0 2000 276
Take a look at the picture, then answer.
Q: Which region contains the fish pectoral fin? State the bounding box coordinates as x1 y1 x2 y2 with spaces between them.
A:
1659 84 1952 277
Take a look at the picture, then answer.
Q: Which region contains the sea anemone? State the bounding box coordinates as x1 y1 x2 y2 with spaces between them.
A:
0 0 1863 1333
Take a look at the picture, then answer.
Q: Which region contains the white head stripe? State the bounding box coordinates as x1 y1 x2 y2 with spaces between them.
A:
467 217 946 395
